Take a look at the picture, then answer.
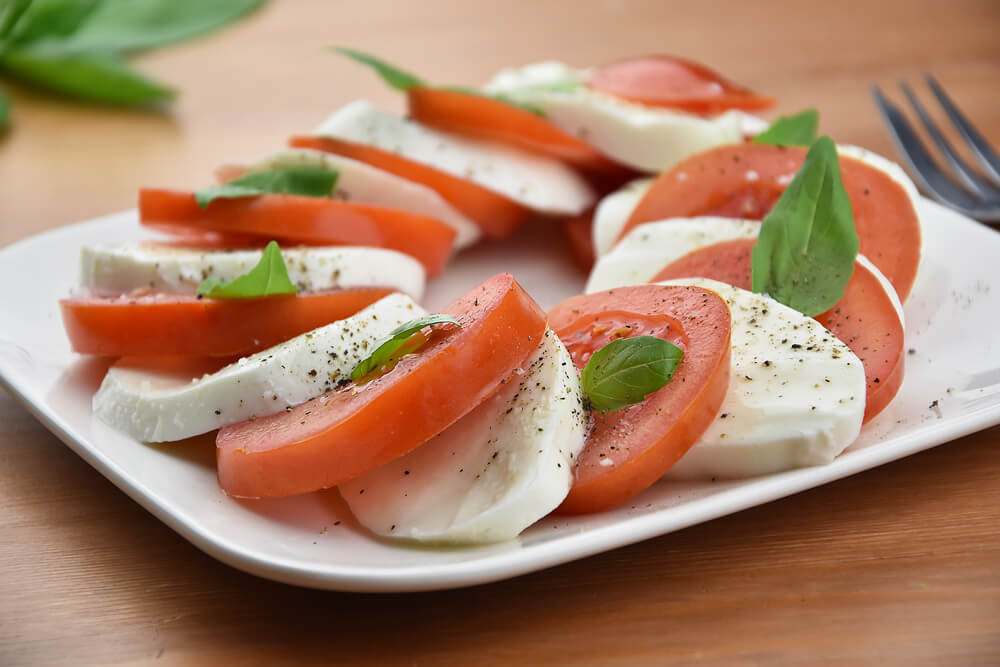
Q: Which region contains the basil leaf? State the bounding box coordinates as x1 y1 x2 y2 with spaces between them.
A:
581 336 684 413
335 47 546 116
196 241 297 299
752 108 819 147
195 166 339 208
350 314 461 382
0 48 174 104
333 46 424 91
0 0 32 41
3 0 100 46
32 0 266 55
751 136 859 316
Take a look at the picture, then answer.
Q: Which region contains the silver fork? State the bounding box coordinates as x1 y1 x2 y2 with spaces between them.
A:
872 75 1000 222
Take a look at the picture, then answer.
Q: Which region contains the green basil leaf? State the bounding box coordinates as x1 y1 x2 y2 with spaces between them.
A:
751 136 859 316
195 166 339 208
0 47 174 104
0 0 32 41
196 241 297 299
0 85 9 126
581 336 684 413
30 0 266 55
3 0 100 46
333 46 425 91
752 108 819 147
350 314 461 382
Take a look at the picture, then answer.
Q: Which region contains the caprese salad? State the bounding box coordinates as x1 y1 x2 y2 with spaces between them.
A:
57 51 922 546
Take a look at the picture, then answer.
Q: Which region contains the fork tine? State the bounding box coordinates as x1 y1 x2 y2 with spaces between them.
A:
925 73 1000 186
871 85 985 211
899 81 1000 198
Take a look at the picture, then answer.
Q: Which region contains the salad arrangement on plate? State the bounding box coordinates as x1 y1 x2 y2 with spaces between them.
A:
57 51 921 545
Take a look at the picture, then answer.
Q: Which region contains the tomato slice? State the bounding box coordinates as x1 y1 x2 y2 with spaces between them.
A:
138 189 456 277
406 86 620 171
650 238 905 422
216 273 547 499
289 135 530 239
549 285 731 514
589 55 775 115
621 143 922 302
564 209 596 272
60 289 393 357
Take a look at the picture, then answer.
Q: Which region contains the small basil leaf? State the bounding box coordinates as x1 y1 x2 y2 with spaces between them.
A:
0 48 174 104
751 136 859 316
752 108 819 147
196 241 298 299
0 0 33 41
333 46 425 91
195 166 339 208
581 336 684 413
33 0 266 55
350 314 460 382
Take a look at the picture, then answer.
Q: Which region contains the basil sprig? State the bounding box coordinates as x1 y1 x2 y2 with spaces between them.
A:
581 336 684 413
0 0 266 128
752 108 819 147
197 241 298 299
195 166 339 208
350 314 461 382
751 136 859 316
333 47 545 116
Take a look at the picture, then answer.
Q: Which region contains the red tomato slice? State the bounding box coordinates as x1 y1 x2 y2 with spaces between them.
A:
549 285 731 514
289 135 530 239
564 209 596 272
216 273 548 499
650 238 905 422
589 55 775 115
621 143 922 302
60 289 393 358
407 86 621 171
138 189 456 277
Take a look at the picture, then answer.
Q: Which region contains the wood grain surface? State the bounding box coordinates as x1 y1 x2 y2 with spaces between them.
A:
2 1 999 664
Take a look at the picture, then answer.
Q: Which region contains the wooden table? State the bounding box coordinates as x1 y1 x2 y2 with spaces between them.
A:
3 1 999 664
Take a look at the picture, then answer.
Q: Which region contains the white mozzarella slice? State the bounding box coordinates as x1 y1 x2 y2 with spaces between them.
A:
80 244 425 301
314 100 595 216
221 149 481 250
592 178 652 257
586 217 761 293
341 329 587 544
658 278 866 479
484 62 749 173
93 293 427 443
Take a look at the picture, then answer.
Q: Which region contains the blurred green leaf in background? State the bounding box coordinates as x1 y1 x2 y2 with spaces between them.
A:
0 0 266 129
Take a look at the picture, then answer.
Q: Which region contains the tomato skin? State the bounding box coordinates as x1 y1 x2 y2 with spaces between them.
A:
564 210 596 272
289 135 530 239
216 273 548 499
60 289 393 357
549 285 732 514
589 55 775 115
138 189 456 277
650 237 905 423
622 143 922 302
407 86 620 171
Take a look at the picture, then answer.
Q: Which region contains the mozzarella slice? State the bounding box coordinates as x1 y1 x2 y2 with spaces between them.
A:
220 149 481 250
586 217 761 293
483 61 751 173
80 244 425 301
93 293 427 443
314 100 595 216
592 178 652 257
341 329 587 543
658 278 866 479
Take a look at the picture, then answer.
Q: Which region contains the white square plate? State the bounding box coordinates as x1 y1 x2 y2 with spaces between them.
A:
3 199 999 592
